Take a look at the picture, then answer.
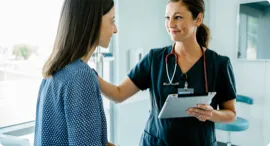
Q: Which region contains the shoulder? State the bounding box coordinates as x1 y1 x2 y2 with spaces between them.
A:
54 59 96 84
68 69 97 87
206 49 231 66
63 65 99 99
148 45 172 59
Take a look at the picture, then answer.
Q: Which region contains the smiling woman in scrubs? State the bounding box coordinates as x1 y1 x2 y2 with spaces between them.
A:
98 0 237 145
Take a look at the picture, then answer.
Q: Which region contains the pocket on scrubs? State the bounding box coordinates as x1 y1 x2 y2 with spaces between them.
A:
140 130 164 146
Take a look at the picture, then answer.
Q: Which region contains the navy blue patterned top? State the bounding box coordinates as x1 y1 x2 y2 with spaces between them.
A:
34 59 107 146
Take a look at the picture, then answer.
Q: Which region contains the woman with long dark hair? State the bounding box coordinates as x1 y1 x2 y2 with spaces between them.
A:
34 0 117 145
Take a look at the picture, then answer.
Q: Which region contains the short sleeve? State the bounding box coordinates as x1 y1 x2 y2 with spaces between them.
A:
63 70 105 145
127 50 152 90
216 57 237 105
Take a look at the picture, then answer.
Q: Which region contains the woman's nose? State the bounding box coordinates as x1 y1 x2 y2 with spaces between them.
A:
168 19 176 28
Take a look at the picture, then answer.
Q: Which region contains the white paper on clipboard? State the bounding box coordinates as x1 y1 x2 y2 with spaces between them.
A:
158 92 216 119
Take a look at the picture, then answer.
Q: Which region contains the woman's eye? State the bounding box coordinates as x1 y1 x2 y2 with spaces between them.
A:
175 16 183 19
165 16 170 20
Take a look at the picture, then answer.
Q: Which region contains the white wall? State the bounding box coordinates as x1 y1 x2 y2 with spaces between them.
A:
113 0 171 145
208 0 270 145
114 0 171 84
264 63 270 145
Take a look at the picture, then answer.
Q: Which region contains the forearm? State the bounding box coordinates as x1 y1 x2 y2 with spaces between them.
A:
98 76 140 103
209 109 236 123
98 76 123 103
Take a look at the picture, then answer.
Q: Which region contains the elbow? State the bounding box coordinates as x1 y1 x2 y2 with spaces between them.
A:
113 86 128 103
114 98 124 104
103 94 124 104
230 115 237 122
114 95 129 103
229 111 237 122
110 95 125 104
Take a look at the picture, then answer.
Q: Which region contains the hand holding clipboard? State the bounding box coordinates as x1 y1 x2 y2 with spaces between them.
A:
158 92 216 119
186 103 215 122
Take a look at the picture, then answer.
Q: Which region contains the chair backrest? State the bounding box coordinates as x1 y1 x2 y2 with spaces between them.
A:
237 95 254 105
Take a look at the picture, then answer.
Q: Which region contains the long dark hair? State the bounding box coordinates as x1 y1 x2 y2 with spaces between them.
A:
167 0 210 48
43 0 114 78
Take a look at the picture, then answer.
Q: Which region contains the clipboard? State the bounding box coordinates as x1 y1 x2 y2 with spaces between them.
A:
158 92 216 119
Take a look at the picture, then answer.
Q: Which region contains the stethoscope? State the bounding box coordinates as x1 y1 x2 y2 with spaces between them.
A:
163 44 209 93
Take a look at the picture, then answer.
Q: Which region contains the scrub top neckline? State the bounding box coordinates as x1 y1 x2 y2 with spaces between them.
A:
168 45 208 75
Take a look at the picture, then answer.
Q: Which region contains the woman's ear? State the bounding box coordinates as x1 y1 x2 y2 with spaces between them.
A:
196 13 204 26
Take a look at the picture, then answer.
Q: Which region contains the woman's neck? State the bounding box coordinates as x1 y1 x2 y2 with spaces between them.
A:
174 40 202 58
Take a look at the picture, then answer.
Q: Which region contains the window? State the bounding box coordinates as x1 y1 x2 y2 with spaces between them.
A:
246 16 259 60
238 1 270 60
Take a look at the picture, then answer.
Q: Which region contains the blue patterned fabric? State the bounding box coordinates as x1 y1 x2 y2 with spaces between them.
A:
34 59 107 146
